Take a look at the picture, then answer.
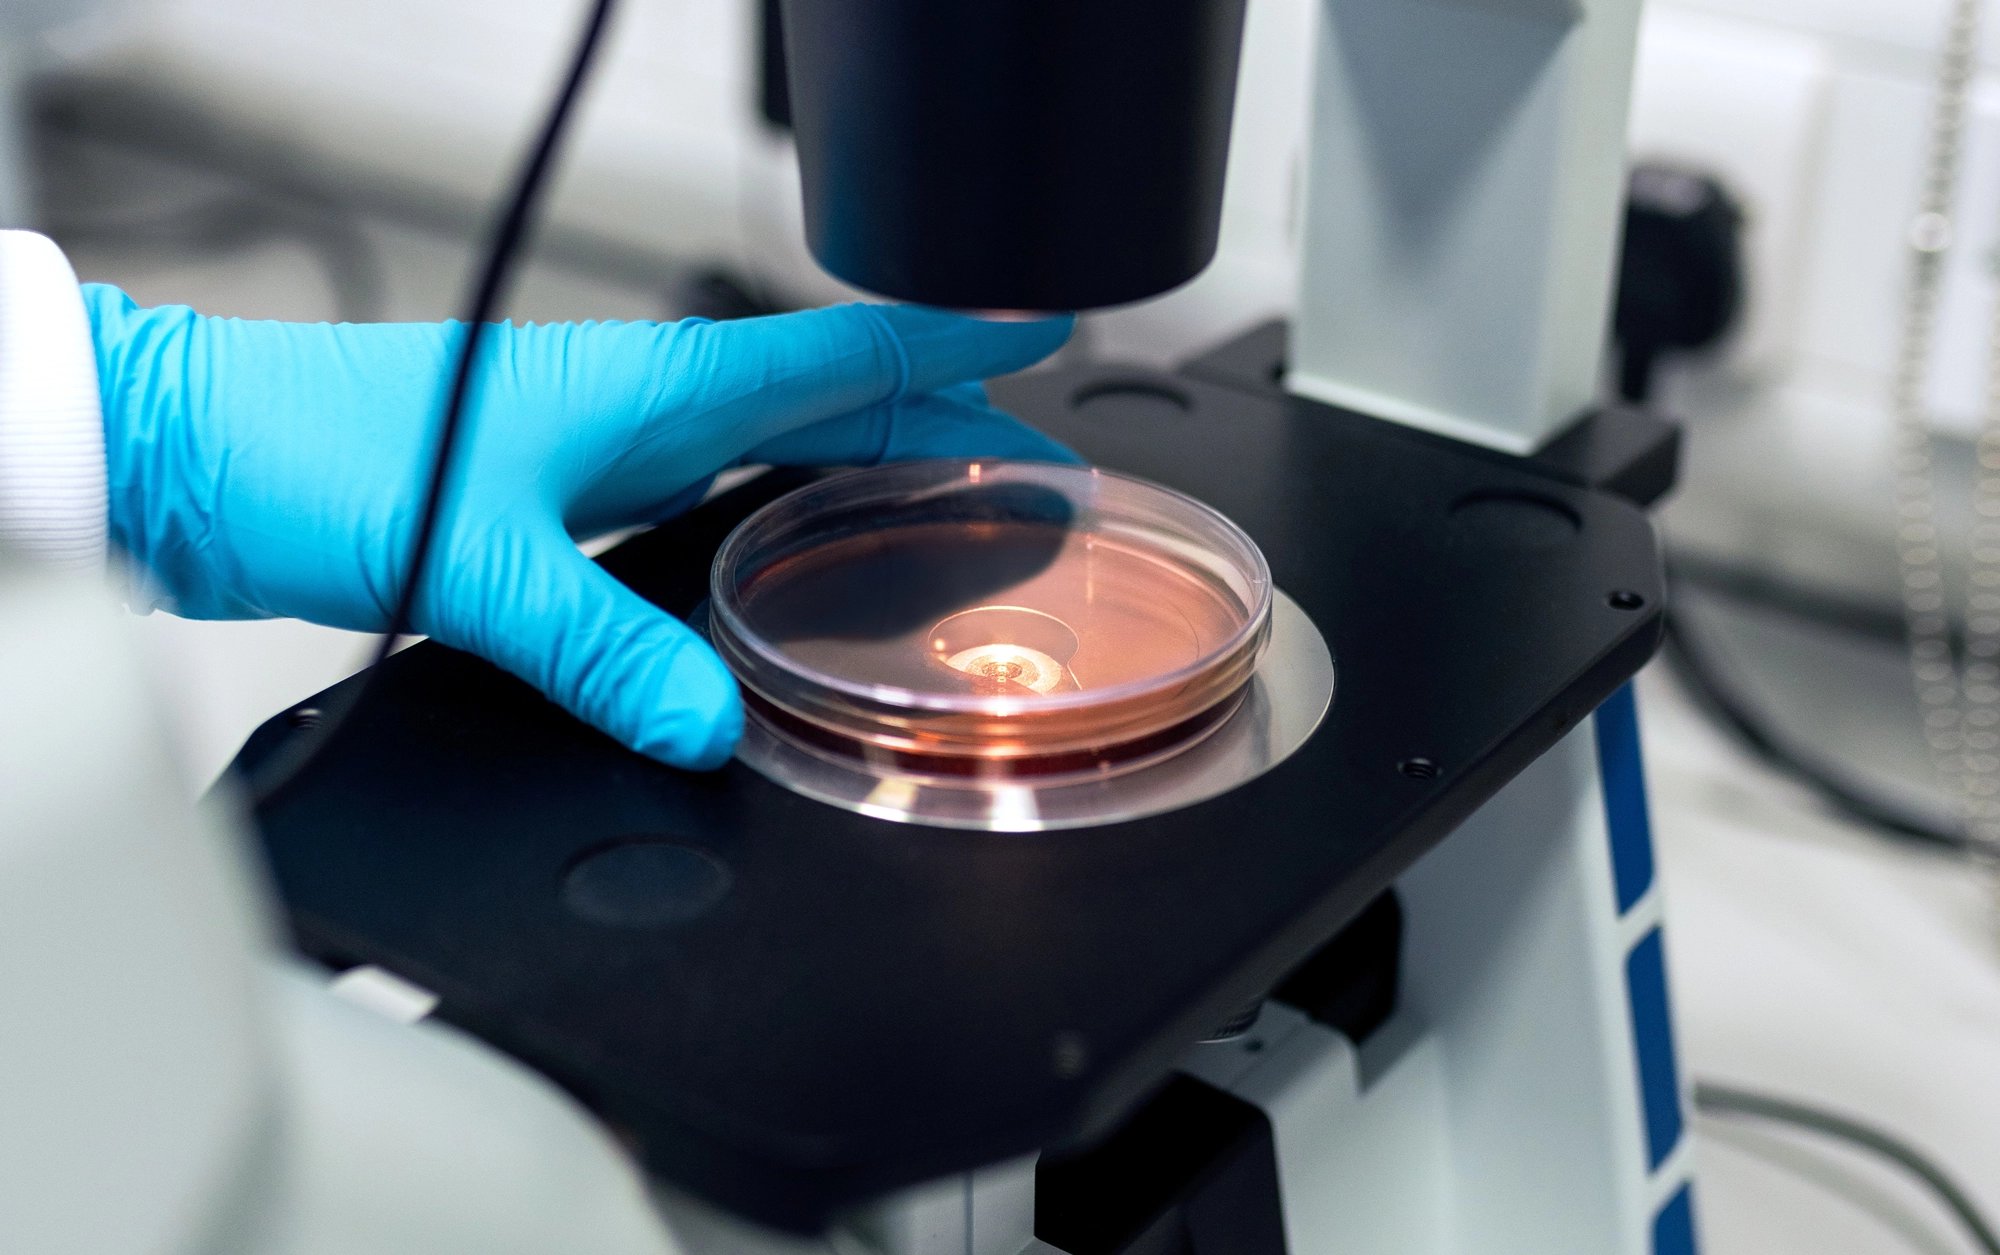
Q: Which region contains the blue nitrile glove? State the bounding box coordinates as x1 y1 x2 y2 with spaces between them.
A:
83 287 1076 769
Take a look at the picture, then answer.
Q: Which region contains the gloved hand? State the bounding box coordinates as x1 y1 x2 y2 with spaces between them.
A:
84 287 1075 769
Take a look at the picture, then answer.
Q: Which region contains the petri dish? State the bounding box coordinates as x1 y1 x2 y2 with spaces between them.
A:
709 460 1272 784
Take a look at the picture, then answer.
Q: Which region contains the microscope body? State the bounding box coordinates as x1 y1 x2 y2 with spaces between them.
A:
746 0 1697 1251
775 0 1641 456
225 1 1695 1252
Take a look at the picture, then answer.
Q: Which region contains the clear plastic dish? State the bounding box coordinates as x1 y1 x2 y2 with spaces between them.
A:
709 460 1273 784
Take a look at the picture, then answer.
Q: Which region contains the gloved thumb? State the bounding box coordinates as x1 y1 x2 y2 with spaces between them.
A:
436 522 743 770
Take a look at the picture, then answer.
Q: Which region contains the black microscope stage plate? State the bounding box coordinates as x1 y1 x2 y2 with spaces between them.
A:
236 342 1668 1230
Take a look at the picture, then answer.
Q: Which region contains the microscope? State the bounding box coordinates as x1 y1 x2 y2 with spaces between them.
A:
239 1 1693 1251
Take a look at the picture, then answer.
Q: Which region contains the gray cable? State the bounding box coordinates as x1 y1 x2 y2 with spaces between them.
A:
47 193 386 324
34 91 389 323
1695 1081 2000 1255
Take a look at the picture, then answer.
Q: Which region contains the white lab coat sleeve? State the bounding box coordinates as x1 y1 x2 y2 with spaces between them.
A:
0 230 107 572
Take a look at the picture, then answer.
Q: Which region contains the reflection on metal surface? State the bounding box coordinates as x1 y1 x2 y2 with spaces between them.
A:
941 642 1070 694
931 604 1081 696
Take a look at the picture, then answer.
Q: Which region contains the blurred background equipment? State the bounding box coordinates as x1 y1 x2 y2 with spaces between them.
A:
8 0 2000 1252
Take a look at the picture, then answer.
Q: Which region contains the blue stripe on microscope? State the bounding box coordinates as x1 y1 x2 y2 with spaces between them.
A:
1595 683 1655 915
1652 1183 1698 1255
1627 928 1685 1170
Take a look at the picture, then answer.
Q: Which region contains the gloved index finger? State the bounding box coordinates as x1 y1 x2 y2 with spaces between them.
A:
866 305 1074 396
673 304 1073 463
744 383 1083 470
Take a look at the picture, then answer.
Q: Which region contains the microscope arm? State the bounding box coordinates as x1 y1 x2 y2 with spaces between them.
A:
775 0 1644 455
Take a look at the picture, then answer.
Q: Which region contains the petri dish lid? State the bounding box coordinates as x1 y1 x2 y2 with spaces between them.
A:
709 460 1272 781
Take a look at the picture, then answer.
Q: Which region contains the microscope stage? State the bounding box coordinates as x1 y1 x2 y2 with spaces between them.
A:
235 325 1671 1230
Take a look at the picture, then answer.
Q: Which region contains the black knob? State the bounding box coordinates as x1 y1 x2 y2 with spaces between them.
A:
1613 163 1746 403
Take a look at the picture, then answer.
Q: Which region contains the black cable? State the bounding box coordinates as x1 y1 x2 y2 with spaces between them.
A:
1661 567 1970 853
1695 1081 2000 1255
1618 342 1660 406
244 0 619 809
